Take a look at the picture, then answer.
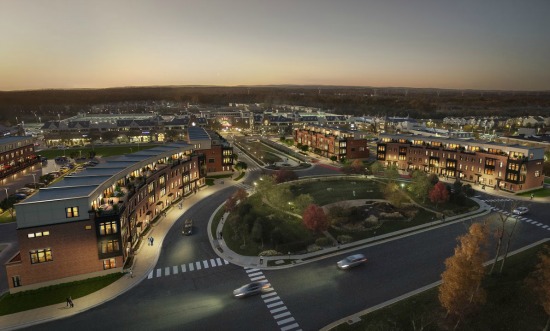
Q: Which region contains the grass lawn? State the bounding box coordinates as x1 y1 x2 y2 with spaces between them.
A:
330 244 549 331
222 178 480 256
37 144 159 159
0 273 124 316
517 187 550 198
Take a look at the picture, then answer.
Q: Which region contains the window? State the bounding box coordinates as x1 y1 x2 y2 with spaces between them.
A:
101 240 120 254
30 248 53 264
27 231 50 238
85 225 92 230
66 207 79 218
12 275 21 287
103 258 116 270
208 158 215 163
99 221 118 235
535 170 540 177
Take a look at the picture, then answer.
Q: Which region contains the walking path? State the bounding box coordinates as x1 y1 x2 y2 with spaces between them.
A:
1 158 548 330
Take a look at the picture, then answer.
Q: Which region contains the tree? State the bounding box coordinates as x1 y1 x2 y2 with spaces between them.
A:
489 201 520 275
273 169 298 183
429 182 449 208
302 204 329 233
525 245 550 331
330 155 338 163
409 170 432 203
235 161 247 171
439 223 489 330
370 161 383 175
384 164 400 182
251 219 264 247
294 194 314 214
224 195 237 213
233 188 248 202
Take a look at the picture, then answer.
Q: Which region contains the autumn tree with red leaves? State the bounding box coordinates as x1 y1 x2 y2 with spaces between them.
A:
429 181 450 208
302 204 329 233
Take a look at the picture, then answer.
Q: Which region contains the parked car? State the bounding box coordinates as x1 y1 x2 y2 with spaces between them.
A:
16 187 35 195
182 219 193 236
233 281 270 298
337 254 367 270
11 193 27 201
512 207 529 215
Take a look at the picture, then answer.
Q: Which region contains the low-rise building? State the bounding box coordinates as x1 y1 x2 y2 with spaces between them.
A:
0 136 40 180
294 124 370 161
376 134 544 192
5 143 206 292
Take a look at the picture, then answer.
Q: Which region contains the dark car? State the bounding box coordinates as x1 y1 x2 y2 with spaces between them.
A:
337 254 367 270
233 281 270 298
182 219 193 236
11 193 27 201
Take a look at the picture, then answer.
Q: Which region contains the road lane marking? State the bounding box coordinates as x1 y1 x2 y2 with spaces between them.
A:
281 323 300 331
270 306 287 314
250 276 265 281
202 260 209 268
266 301 284 308
273 311 291 320
195 261 201 270
216 258 223 266
248 272 263 277
147 271 153 279
189 263 194 271
264 296 281 303
262 292 277 298
210 258 216 267
277 317 295 326
173 266 178 274
165 267 170 276
156 268 161 277
181 264 186 272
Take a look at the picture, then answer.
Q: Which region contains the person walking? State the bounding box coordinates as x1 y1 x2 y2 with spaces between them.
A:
68 296 74 308
151 237 154 246
66 297 71 307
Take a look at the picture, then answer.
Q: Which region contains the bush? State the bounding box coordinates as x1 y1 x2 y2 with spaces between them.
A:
336 235 353 244
315 237 331 247
364 215 379 225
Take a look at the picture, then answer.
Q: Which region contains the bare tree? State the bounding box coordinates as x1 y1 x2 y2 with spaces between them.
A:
489 200 521 275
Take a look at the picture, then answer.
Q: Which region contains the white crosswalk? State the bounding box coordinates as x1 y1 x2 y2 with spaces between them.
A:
489 206 550 232
244 267 302 331
148 258 230 279
483 198 513 203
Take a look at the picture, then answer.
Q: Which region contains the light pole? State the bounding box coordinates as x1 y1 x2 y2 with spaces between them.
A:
4 188 8 200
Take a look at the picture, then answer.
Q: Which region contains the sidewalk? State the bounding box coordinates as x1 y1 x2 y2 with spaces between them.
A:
1 170 547 330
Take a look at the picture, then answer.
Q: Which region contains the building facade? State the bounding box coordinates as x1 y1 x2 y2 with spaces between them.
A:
0 136 40 180
5 143 206 293
187 127 234 173
376 134 545 192
293 125 370 161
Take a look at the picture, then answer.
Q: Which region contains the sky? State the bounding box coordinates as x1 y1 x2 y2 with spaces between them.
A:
1 0 549 91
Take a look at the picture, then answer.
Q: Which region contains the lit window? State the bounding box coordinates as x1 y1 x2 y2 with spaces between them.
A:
101 240 120 253
99 221 118 235
66 207 79 218
30 248 53 264
103 258 116 270
85 225 92 230
27 233 35 238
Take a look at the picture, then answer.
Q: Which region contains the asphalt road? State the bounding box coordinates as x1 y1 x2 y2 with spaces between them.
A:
26 184 550 331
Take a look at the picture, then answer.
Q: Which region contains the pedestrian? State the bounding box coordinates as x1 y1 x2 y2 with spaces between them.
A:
68 296 74 308
66 297 71 307
151 237 154 246
129 268 134 278
530 193 534 200
147 236 151 246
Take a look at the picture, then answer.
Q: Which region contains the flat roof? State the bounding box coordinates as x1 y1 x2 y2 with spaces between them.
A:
19 142 193 204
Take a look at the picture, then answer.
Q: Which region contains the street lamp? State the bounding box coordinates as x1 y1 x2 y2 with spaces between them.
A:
4 188 8 200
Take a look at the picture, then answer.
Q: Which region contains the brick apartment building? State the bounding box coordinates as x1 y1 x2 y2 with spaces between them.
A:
187 127 234 173
376 134 545 192
5 141 212 293
293 125 370 161
0 136 40 180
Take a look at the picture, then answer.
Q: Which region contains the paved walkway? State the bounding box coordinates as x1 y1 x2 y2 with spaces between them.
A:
1 164 547 330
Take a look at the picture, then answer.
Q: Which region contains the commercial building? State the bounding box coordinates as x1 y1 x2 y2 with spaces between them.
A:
0 136 40 180
5 143 207 293
293 124 370 161
376 134 545 192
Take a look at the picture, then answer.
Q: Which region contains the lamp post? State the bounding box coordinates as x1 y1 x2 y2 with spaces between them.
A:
4 188 8 200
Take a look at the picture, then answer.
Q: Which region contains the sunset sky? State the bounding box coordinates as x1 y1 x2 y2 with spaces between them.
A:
1 0 549 91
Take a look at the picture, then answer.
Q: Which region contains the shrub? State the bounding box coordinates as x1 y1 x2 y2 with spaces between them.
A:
365 215 379 225
315 237 331 247
336 235 353 244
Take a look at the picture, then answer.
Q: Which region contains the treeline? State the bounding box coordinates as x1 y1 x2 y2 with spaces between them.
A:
1 86 549 126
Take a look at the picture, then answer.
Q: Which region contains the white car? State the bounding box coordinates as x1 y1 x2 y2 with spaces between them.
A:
337 254 367 270
512 207 529 215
